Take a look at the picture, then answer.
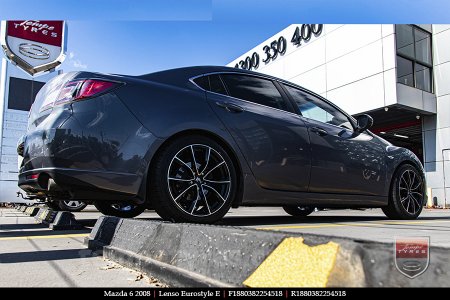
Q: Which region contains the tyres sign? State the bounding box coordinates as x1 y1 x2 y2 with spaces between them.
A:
1 20 67 76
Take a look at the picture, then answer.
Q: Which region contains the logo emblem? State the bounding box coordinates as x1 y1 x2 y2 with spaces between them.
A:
18 43 50 60
395 237 430 278
1 20 67 76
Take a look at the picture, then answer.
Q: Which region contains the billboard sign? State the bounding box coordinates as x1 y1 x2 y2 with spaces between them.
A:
1 20 67 76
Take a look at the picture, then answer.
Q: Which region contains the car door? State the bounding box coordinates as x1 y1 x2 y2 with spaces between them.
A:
199 73 311 192
281 84 387 196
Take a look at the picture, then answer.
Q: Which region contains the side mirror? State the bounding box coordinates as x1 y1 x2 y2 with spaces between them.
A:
356 114 373 132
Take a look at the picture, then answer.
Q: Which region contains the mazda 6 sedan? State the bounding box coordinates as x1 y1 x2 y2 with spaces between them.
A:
18 66 425 223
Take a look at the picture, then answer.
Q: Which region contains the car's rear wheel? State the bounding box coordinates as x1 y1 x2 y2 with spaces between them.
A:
58 200 88 212
382 164 424 220
150 135 237 223
283 206 315 217
94 201 146 218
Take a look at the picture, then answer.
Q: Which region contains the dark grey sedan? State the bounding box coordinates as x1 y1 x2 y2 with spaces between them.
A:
18 66 425 223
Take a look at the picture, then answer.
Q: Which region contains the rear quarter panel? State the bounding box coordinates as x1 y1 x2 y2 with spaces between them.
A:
113 78 253 204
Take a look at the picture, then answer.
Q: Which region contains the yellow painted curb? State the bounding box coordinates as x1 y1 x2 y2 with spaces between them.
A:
243 237 339 287
0 233 89 241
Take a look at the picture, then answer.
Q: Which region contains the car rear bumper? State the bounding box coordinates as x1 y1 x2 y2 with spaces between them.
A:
18 167 141 201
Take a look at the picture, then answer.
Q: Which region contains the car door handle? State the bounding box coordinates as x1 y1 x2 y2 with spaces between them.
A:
310 127 328 136
215 102 244 113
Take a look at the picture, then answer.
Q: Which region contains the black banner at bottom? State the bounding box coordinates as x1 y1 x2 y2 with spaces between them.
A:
0 288 439 297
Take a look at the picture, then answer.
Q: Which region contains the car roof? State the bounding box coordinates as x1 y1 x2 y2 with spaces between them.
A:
137 65 279 86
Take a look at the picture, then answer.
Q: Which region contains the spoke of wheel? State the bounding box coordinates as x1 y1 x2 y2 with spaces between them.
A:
410 194 421 210
411 172 416 189
401 176 408 189
199 185 211 214
203 161 225 179
400 196 408 203
399 187 408 190
408 196 415 214
173 184 196 202
406 196 411 213
190 145 199 174
407 171 413 188
174 156 195 177
411 191 423 196
411 179 422 191
202 184 226 202
204 179 230 184
189 189 201 214
168 177 193 182
200 147 211 174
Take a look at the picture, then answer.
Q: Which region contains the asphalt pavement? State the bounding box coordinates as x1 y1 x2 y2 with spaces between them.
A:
0 208 166 287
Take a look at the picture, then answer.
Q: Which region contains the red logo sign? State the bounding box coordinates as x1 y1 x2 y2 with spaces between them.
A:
6 21 63 47
395 237 430 278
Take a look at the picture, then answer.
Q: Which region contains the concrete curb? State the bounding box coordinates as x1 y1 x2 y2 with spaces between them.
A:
85 216 450 287
17 207 85 230
106 246 233 287
24 207 39 216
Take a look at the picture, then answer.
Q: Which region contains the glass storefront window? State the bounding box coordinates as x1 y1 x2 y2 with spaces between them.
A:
414 28 432 65
396 25 414 58
395 25 433 93
415 64 432 92
397 56 414 87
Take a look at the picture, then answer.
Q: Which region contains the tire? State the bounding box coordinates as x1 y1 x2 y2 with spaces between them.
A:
382 164 424 220
283 206 315 217
46 201 61 211
58 200 88 212
150 135 237 223
94 201 146 218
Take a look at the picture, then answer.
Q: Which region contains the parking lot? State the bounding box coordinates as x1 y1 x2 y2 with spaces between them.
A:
1 206 449 287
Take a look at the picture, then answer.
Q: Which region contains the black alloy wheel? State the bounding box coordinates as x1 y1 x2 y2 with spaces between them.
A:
151 135 237 223
382 164 424 219
58 200 88 212
283 206 315 217
94 201 146 218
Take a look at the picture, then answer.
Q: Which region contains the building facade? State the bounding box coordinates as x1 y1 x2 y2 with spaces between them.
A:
0 58 56 202
228 24 450 207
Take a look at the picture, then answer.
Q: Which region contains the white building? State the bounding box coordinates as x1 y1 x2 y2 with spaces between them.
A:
0 58 56 202
229 24 450 207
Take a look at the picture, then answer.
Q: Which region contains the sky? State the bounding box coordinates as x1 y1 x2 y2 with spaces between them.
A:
1 0 450 77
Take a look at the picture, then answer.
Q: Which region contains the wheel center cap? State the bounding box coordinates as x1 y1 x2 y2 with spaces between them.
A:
195 177 203 184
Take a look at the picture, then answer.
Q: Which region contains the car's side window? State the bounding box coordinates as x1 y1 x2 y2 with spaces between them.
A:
193 76 209 90
221 74 290 111
283 84 354 130
208 75 228 95
193 74 228 96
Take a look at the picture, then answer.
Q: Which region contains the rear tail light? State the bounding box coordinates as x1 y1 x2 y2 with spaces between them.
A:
55 79 120 105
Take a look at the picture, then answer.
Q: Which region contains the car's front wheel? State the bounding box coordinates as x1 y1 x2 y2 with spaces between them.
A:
94 201 146 218
150 135 237 223
283 206 315 217
382 164 424 220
